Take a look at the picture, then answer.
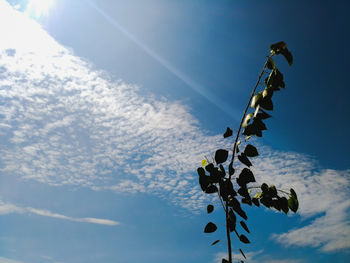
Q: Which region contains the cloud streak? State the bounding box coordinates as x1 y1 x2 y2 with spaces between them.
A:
0 200 119 226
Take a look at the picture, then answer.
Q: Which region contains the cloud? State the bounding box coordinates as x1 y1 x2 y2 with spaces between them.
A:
0 200 119 226
0 0 349 253
249 148 350 252
0 257 25 263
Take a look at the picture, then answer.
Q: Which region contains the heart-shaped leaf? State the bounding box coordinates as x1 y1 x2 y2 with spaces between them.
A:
204 222 217 233
244 144 259 157
215 149 228 164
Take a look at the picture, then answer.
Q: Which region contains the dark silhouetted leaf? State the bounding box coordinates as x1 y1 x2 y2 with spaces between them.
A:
256 109 271 120
270 41 287 54
288 195 299 213
229 162 235 176
222 259 229 263
241 197 252 206
268 185 277 197
224 127 233 138
240 248 246 259
205 163 214 173
228 209 236 232
220 179 236 201
237 168 255 187
290 188 297 199
215 149 228 164
238 153 252 167
261 183 269 193
239 234 250 244
281 48 293 66
280 197 289 214
207 204 214 214
244 144 259 157
197 167 206 177
205 184 218 194
204 222 217 233
228 198 247 220
240 220 250 233
211 240 220 246
252 198 260 207
238 187 250 199
266 57 276 70
260 96 273 111
199 174 210 192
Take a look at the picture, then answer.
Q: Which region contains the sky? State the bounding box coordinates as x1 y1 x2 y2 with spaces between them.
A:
0 0 349 263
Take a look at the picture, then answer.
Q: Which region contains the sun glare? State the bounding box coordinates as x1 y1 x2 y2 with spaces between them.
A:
25 0 54 18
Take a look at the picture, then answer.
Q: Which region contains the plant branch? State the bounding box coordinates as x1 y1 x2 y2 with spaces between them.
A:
225 201 233 263
229 55 273 180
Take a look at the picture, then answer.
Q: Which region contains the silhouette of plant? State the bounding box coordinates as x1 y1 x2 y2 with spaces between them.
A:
197 42 298 263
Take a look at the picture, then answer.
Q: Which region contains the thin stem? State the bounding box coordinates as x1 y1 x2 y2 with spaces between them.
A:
229 55 273 180
225 201 233 263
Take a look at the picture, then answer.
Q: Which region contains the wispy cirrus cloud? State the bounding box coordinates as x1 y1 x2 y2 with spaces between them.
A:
0 0 349 253
0 199 119 226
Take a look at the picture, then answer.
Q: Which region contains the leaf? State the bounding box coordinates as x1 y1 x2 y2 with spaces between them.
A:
222 259 229 263
220 179 236 201
223 127 233 138
243 113 253 128
266 57 276 70
268 185 277 197
240 221 250 233
228 209 236 232
290 188 298 199
251 93 262 109
215 149 228 164
281 48 293 66
239 234 250 244
288 195 299 213
229 162 235 176
270 41 287 54
204 222 217 233
238 153 252 167
197 167 205 177
280 196 289 214
237 168 255 186
261 183 269 193
228 197 248 220
198 174 210 192
239 248 247 259
252 198 260 207
205 184 218 194
256 109 272 120
260 96 273 111
211 240 220 246
207 204 214 214
244 144 259 157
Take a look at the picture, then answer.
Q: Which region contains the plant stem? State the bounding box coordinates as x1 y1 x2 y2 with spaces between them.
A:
225 201 232 263
228 55 272 180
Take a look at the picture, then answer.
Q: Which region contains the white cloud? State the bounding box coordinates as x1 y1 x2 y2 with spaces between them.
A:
0 0 349 253
0 200 119 226
0 257 25 263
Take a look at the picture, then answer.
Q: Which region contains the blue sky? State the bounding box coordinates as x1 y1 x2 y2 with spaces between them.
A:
0 0 349 263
